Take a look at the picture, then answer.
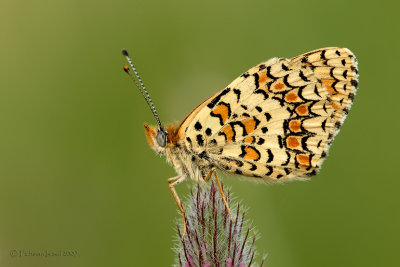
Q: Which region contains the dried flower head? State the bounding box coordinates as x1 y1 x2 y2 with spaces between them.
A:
174 182 265 267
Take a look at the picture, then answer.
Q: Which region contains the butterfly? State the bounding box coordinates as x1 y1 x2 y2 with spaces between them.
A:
122 47 358 235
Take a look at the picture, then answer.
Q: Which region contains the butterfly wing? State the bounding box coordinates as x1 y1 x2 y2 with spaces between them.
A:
178 47 358 181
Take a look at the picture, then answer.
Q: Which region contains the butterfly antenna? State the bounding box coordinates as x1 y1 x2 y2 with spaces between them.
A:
122 49 163 129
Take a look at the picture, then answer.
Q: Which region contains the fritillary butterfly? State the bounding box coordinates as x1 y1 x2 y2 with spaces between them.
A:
122 47 359 235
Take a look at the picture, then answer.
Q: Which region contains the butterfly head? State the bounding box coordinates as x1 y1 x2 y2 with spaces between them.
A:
144 123 169 154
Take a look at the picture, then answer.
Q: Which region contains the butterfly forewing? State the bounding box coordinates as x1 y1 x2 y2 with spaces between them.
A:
178 47 358 181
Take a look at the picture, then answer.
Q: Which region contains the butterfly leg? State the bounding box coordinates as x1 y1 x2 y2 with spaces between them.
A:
167 176 187 237
204 168 233 222
167 176 182 183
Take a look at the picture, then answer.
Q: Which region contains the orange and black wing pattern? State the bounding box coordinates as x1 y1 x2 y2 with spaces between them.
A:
178 47 358 181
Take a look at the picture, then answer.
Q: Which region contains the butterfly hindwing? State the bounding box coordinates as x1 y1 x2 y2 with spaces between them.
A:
178 47 358 181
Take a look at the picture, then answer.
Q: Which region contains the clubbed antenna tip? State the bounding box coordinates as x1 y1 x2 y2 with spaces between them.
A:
121 49 129 57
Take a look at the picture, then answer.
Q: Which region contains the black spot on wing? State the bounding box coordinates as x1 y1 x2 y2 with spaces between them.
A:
329 67 336 79
272 96 285 106
322 102 327 114
253 116 260 129
294 155 300 168
209 139 217 146
331 80 339 93
283 119 289 133
223 165 231 171
198 151 207 159
255 89 269 99
264 112 272 121
222 157 244 167
306 170 317 176
351 66 358 74
257 138 265 145
196 134 204 146
266 166 273 176
278 136 283 148
229 121 246 136
314 85 321 97
321 119 327 132
320 50 326 60
253 73 260 88
283 75 296 88
301 136 310 151
194 121 202 131
297 86 308 101
299 70 310 82
351 79 358 88
282 151 290 166
250 164 257 171
261 127 268 133
343 70 348 79
266 149 274 163
233 89 241 103
207 88 230 109
317 140 322 148
266 66 277 79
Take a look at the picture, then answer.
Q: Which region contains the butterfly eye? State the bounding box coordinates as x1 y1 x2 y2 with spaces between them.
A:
156 129 168 147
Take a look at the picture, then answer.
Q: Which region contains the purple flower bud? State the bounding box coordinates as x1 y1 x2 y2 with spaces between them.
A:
174 182 263 266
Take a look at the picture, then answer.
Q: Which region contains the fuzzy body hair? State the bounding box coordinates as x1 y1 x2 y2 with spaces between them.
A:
144 123 214 182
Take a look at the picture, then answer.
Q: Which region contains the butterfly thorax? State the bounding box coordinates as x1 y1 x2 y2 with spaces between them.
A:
144 123 214 181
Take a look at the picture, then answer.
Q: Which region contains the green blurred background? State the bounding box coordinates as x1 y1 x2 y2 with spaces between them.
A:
1 0 398 266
